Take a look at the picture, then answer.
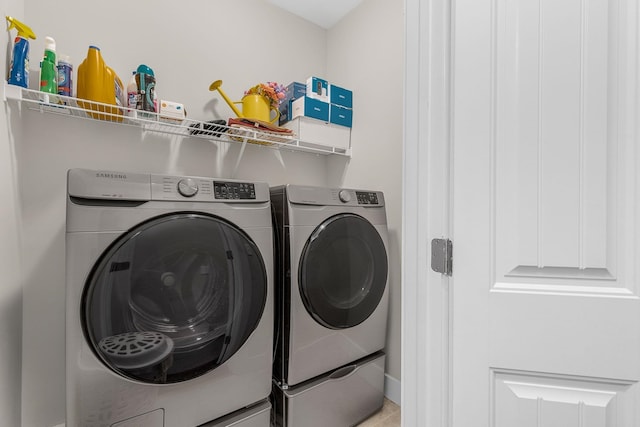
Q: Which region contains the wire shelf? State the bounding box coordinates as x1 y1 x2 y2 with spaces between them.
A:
4 83 351 157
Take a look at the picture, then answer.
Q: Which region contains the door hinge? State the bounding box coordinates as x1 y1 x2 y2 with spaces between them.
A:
431 238 452 276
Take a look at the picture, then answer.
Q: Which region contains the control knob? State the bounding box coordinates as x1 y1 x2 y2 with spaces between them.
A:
338 190 352 203
177 178 198 197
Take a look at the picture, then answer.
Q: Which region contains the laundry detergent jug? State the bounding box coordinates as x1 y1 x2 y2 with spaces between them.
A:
77 46 125 121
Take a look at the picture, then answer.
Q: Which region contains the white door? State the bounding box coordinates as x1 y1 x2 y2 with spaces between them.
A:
450 0 640 425
403 0 640 425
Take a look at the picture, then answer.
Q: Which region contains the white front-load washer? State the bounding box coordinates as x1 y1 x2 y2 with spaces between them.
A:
270 185 389 427
65 169 273 427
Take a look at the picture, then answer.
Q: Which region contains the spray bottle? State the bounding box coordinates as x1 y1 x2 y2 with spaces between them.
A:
39 36 57 94
5 16 36 88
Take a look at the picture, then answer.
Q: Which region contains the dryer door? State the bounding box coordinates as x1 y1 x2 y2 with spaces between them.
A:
82 212 267 384
298 213 388 329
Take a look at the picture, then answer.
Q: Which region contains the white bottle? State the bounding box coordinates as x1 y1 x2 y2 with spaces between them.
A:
126 71 138 117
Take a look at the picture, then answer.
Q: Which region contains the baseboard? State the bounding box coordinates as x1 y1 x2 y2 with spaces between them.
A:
384 373 401 405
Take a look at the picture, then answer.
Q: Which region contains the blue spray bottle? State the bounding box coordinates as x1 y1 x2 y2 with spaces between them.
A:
6 16 36 88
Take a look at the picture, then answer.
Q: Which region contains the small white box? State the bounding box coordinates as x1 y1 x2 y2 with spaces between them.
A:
283 116 351 152
306 76 329 102
158 100 186 124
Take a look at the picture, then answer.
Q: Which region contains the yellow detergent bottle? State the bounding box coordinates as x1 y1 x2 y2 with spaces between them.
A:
77 46 124 121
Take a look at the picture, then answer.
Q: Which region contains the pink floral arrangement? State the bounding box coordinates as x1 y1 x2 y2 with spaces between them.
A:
244 82 286 109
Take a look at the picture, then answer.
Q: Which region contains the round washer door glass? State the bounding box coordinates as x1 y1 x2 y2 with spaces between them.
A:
83 213 267 384
299 213 388 329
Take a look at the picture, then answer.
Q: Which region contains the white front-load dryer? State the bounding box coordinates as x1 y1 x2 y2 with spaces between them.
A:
65 169 273 427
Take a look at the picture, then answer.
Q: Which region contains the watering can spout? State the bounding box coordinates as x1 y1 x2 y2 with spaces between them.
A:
209 80 244 118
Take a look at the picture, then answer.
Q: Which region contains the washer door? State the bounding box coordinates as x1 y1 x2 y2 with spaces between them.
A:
82 213 267 384
298 213 388 329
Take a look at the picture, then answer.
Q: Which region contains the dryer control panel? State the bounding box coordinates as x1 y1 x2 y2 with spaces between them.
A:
356 191 380 205
286 185 385 207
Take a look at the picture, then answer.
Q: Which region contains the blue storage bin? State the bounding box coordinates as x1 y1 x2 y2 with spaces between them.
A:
330 104 353 127
329 84 353 108
291 96 330 122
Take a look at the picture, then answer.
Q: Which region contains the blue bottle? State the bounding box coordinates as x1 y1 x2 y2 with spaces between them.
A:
5 16 37 88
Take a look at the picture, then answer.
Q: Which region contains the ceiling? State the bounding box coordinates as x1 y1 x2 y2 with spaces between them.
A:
266 0 364 29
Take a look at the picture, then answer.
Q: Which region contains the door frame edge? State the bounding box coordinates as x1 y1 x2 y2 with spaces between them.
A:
402 0 452 425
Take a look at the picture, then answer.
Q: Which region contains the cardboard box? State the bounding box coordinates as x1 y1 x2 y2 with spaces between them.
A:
290 96 329 122
283 116 351 151
306 76 329 102
279 82 306 125
329 84 353 108
286 81 306 99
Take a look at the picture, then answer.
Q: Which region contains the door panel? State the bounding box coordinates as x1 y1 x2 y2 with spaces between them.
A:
489 293 640 380
493 371 637 427
496 0 616 280
452 0 640 425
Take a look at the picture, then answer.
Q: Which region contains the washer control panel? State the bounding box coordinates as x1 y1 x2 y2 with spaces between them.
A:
150 175 265 201
214 181 256 200
72 170 269 203
153 175 213 200
356 191 380 205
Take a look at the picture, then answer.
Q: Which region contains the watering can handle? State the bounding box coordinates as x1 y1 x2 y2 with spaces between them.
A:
270 107 280 125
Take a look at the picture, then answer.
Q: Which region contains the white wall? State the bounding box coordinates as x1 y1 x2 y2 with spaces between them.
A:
8 0 404 425
326 0 404 394
0 1 24 426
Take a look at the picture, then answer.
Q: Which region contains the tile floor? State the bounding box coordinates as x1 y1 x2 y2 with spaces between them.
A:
356 398 401 427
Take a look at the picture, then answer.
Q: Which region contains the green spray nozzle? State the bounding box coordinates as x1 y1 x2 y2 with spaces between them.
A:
5 16 36 40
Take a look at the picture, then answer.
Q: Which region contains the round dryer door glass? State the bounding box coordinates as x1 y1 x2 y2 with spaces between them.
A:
82 213 267 384
298 213 388 329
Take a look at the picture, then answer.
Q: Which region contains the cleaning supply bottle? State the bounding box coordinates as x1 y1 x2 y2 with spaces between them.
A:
39 36 57 94
135 64 156 115
126 70 138 116
57 54 72 97
5 16 36 88
77 46 125 121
